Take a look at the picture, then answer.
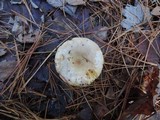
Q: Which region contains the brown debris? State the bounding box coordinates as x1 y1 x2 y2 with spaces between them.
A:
0 60 17 82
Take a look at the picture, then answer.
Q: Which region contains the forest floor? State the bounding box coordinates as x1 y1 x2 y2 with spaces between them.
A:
0 0 160 120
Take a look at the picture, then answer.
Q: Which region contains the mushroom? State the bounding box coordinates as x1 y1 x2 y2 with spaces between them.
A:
55 37 104 86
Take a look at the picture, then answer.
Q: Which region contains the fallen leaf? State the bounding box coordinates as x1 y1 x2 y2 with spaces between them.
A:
142 67 159 96
105 86 116 99
153 66 160 111
151 0 160 4
0 60 17 82
89 0 107 1
151 6 160 16
60 4 77 17
66 0 86 5
0 0 3 10
48 0 86 6
120 97 155 120
8 16 28 35
121 2 151 30
0 82 4 90
131 97 155 115
94 27 108 41
9 16 23 34
16 29 40 43
76 7 91 30
141 4 152 22
136 35 160 64
2 1 43 25
0 48 6 56
47 0 64 7
77 107 93 120
0 43 18 62
120 67 159 120
148 111 160 120
10 0 22 4
30 0 39 9
34 65 49 82
37 1 53 13
93 104 109 119
47 0 77 16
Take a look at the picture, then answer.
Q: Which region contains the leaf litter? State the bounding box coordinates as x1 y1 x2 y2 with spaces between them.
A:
0 0 160 120
151 6 160 16
0 60 17 82
0 48 6 56
121 1 151 30
135 34 160 64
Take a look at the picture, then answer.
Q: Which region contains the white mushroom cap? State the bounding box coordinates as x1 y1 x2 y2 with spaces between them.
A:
55 37 104 86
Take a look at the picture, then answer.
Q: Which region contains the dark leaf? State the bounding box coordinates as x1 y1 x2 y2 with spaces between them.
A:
142 67 159 96
76 7 92 31
120 97 155 120
77 107 93 120
34 65 49 82
0 60 17 82
136 35 160 64
16 29 40 43
120 67 159 119
0 48 6 56
39 1 53 13
37 39 61 52
0 43 18 62
93 104 109 119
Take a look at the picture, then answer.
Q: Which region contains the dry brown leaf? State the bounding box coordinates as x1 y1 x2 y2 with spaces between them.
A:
121 2 151 30
0 48 6 56
0 60 17 82
93 104 109 119
16 29 40 43
151 6 160 16
89 0 109 2
141 4 152 22
77 107 93 120
66 0 86 5
120 67 159 120
106 86 116 99
148 111 160 120
136 35 160 64
10 0 22 4
94 27 108 41
120 97 155 120
142 67 159 96
90 0 104 1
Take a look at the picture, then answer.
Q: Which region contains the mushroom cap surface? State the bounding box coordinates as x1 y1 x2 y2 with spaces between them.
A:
55 37 104 86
